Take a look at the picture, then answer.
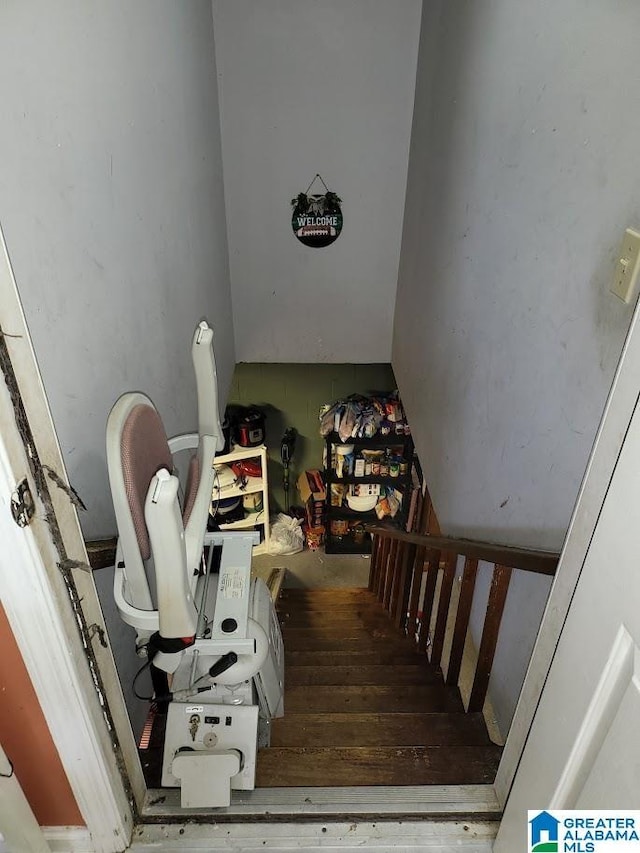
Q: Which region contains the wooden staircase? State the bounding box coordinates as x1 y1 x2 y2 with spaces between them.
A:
255 586 502 787
85 488 560 798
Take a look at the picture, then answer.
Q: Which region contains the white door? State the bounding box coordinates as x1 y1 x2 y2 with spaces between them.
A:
496 303 640 849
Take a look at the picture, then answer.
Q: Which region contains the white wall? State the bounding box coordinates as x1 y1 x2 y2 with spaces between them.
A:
0 0 234 540
394 0 640 733
213 0 421 363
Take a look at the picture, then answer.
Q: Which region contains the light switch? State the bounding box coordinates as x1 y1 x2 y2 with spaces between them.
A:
610 228 640 303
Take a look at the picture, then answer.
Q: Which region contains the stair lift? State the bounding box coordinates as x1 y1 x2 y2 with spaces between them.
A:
106 320 284 808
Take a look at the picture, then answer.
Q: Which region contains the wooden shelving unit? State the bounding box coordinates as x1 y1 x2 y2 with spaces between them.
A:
210 444 270 554
324 431 413 554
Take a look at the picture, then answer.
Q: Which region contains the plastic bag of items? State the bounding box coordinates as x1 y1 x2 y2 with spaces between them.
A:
268 513 305 555
319 396 381 441
319 393 405 441
375 487 402 520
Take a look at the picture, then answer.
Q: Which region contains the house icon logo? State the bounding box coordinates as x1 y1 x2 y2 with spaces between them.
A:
529 811 560 852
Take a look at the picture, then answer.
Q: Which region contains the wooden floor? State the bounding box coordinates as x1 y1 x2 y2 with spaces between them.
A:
255 586 502 787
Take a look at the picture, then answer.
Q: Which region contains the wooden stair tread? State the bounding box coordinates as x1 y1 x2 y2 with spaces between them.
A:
256 584 502 789
281 636 420 652
270 712 493 747
284 649 424 666
255 745 502 787
280 587 373 598
279 605 391 617
280 618 401 632
285 684 463 714
278 591 378 608
286 664 439 686
281 626 402 642
279 609 399 623
280 620 403 634
278 600 389 613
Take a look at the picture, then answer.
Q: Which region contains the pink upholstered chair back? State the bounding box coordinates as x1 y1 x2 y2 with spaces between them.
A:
120 403 200 561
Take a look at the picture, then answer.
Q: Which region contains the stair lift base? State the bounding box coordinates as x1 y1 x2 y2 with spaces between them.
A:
160 558 283 807
164 704 259 806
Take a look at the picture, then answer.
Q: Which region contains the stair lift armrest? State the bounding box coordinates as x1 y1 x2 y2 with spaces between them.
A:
183 433 218 574
145 469 198 639
113 540 160 634
167 431 217 587
167 429 210 590
192 320 225 453
167 432 199 455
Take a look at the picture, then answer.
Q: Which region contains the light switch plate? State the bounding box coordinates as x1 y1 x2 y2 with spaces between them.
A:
611 228 640 304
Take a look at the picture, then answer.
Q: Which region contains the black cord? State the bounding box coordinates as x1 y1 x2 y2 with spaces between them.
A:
132 658 154 702
0 757 14 778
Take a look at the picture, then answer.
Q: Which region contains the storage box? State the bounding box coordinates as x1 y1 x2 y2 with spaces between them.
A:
298 470 326 533
297 470 326 503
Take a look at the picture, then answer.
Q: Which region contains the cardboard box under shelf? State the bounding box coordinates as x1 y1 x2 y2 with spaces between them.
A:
297 469 326 503
298 470 326 527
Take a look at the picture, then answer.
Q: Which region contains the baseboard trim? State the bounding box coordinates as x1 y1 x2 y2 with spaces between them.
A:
44 827 93 852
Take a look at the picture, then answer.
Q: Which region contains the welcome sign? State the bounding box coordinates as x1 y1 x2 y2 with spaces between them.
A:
291 174 343 248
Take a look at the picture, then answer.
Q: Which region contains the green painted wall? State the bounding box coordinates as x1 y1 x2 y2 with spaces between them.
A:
227 363 397 512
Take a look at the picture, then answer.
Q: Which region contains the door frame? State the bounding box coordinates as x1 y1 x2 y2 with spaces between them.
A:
0 225 135 852
494 291 640 808
2 200 638 847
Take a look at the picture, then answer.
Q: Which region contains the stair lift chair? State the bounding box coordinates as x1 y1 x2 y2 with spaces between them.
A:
106 320 284 808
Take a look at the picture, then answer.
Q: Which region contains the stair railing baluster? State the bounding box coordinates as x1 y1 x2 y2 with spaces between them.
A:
429 552 457 672
375 536 391 602
389 541 405 617
407 545 425 640
368 533 381 592
468 564 513 712
418 549 440 655
383 539 399 612
363 525 558 716
394 541 416 631
445 557 479 686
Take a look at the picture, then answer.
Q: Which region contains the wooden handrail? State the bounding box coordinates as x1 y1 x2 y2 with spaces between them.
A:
366 525 559 576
